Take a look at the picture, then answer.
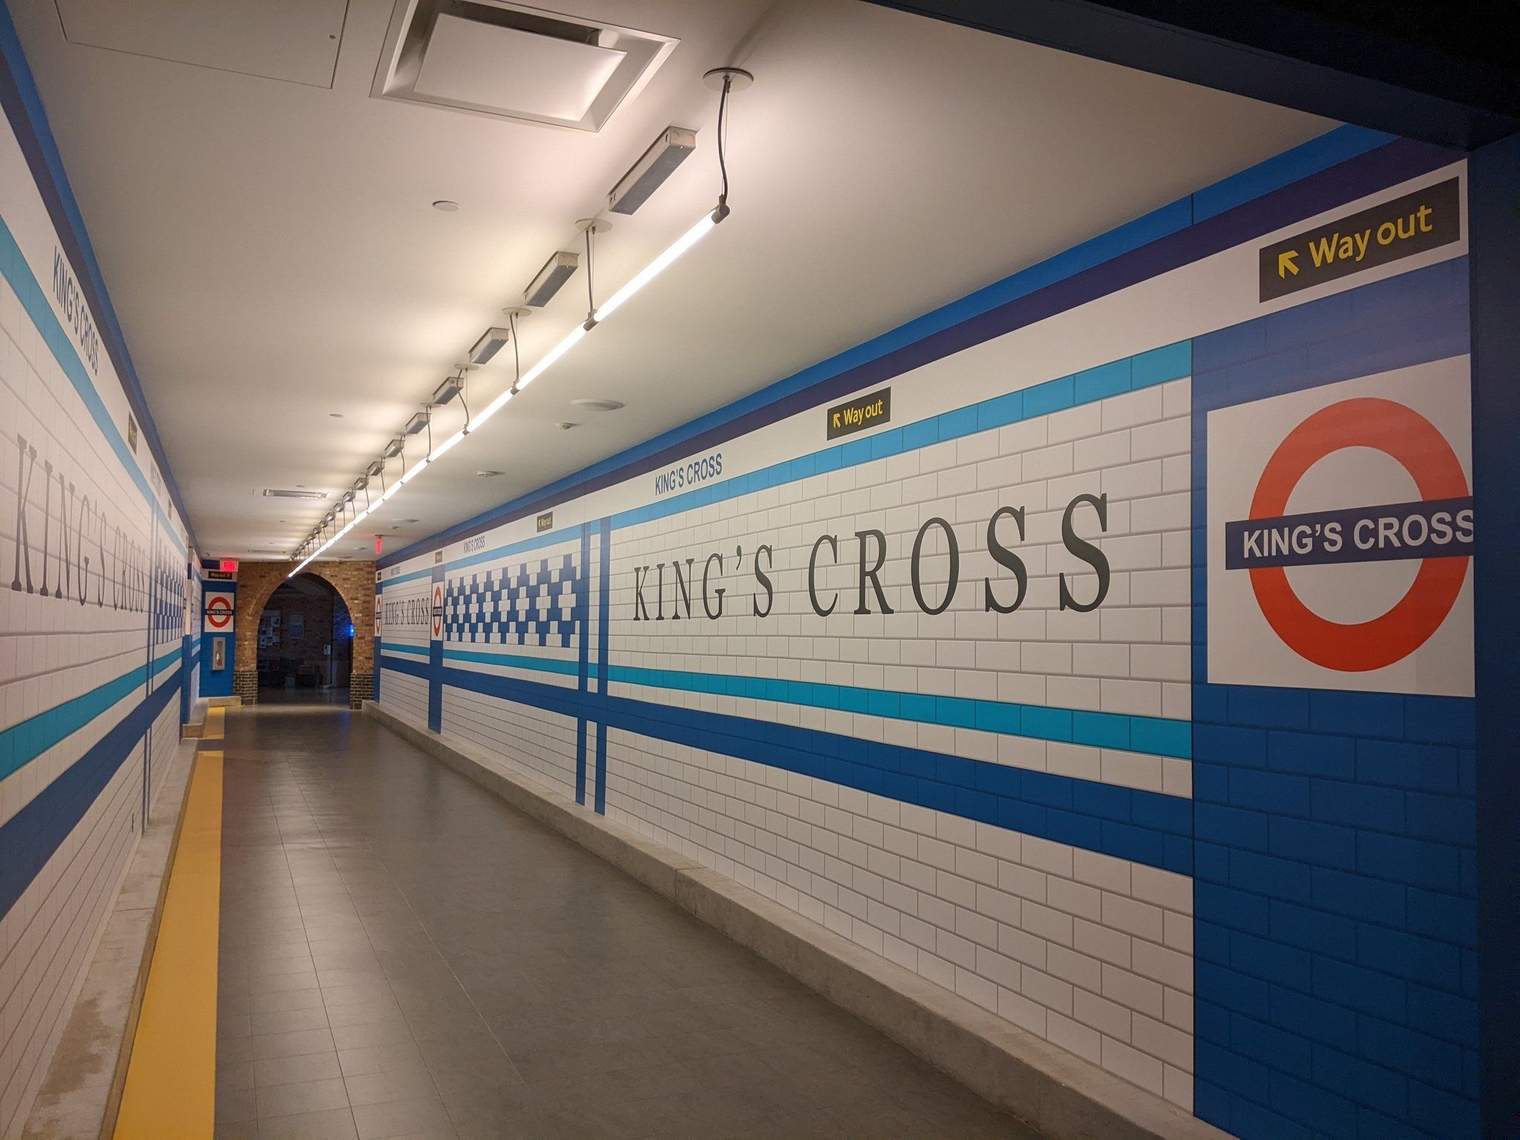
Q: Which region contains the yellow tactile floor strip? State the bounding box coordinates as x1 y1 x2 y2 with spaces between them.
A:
112 749 223 1140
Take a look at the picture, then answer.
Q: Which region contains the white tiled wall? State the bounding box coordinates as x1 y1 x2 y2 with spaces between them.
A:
0 110 191 1135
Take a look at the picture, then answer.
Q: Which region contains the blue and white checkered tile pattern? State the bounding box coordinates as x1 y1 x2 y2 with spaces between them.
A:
445 554 579 647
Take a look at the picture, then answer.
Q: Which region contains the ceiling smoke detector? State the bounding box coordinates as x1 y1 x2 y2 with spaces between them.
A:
556 422 578 431
372 1 677 132
570 398 624 412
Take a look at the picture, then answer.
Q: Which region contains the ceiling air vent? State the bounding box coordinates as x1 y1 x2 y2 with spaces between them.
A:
262 489 330 500
373 0 677 131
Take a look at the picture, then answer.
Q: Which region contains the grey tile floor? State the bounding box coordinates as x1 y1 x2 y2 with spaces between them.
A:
213 708 1042 1140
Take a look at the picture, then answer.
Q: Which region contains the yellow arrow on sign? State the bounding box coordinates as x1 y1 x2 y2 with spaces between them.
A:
1278 250 1299 278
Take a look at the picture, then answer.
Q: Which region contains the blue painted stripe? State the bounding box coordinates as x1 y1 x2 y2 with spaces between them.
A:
0 652 179 783
394 650 1190 760
0 214 182 543
443 648 579 675
379 568 433 589
377 656 1192 872
607 340 1192 534
0 668 180 919
380 641 430 657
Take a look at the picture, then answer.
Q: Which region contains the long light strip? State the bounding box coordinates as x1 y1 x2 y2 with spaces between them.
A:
294 204 726 573
594 212 718 323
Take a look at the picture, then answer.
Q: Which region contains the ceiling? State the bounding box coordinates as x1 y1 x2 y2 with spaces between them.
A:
10 0 1332 561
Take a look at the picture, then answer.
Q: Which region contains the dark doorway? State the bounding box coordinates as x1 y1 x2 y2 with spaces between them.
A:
255 574 354 704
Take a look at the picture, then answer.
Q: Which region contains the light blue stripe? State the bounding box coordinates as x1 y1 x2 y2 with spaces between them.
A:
0 654 180 782
0 213 181 540
607 340 1191 533
447 529 575 575
399 649 1190 759
443 648 579 675
380 568 432 589
379 641 429 657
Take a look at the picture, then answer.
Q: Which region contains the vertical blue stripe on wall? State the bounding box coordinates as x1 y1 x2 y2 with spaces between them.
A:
1190 261 1478 1140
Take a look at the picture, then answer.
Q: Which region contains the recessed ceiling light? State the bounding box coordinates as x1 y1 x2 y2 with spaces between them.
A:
570 398 624 412
432 200 460 212
476 470 506 478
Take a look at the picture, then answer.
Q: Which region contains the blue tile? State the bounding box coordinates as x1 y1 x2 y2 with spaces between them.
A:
1310 1044 1408 1117
1197 882 1271 935
1268 1070 1356 1137
1355 739 1467 794
1229 1099 1315 1140
1311 867 1407 927
1403 791 1476 846
1022 375 1074 417
1127 717 1191 759
1231 931 1314 990
1401 696 1475 746
1229 768 1312 816
1407 1078 1480 1139
1227 686 1310 730
1231 849 1313 903
1269 817 1356 870
1269 987 1357 1051
1357 925 1463 991
1071 710 1128 750
936 405 979 442
1196 804 1270 851
1312 957 1407 1021
1130 340 1192 387
1196 1041 1269 1100
1308 690 1404 738
1407 983 1479 1047
1357 832 1461 892
976 390 1023 432
1310 779 1404 831
1266 730 1355 779
1405 888 1476 948
1269 899 1357 958
1073 359 1130 403
1357 1014 1466 1092
1231 1013 1312 1077
1198 963 1270 1019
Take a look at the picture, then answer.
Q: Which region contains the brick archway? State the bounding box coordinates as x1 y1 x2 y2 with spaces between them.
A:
233 561 375 708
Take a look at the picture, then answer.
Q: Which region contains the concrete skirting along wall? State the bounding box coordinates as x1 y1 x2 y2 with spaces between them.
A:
364 700 1229 1140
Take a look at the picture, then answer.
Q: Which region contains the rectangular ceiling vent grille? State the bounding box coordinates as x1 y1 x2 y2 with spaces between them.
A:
262 489 329 500
372 0 677 131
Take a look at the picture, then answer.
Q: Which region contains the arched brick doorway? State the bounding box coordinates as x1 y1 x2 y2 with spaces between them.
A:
234 561 375 707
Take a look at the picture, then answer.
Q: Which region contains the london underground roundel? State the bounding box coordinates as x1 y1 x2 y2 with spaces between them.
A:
1208 360 1474 697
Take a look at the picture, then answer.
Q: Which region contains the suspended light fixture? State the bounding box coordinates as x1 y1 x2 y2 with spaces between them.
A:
293 67 753 562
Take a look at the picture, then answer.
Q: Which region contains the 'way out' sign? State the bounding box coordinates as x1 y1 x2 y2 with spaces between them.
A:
1258 178 1460 302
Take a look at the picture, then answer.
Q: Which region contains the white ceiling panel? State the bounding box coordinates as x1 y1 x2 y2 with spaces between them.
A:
10 0 1333 561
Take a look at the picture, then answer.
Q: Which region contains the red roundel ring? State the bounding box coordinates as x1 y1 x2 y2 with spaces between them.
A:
1247 397 1469 672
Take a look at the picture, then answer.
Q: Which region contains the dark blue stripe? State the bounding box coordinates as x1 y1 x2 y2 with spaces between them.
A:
379 655 1191 872
380 133 1455 571
575 523 590 805
0 668 180 919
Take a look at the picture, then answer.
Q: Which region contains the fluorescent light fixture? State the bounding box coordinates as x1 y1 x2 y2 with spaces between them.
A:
468 387 513 432
404 412 430 436
399 458 429 484
433 375 464 405
518 324 586 390
382 437 405 459
523 251 579 307
379 481 402 502
469 326 512 365
608 127 696 215
594 209 721 322
430 429 466 462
